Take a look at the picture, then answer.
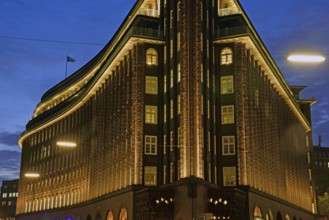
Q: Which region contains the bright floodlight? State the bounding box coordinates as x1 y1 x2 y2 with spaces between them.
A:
24 173 40 178
56 141 77 148
287 55 326 63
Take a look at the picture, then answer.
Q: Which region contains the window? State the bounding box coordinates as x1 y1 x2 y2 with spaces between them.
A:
221 47 233 65
145 136 157 155
2 193 7 198
178 95 181 114
221 105 234 124
254 206 263 220
170 131 174 151
223 167 236 186
170 99 174 119
146 48 158 65
163 165 167 184
144 166 157 186
164 104 167 123
119 208 128 220
107 211 114 220
170 70 174 88
170 162 174 182
177 63 181 82
221 76 233 94
177 32 181 51
145 76 158 94
145 106 158 124
222 136 235 155
164 135 167 154
178 127 182 147
170 40 173 58
164 75 167 93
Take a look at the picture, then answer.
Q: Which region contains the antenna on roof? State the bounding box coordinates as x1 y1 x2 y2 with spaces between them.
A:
319 135 322 147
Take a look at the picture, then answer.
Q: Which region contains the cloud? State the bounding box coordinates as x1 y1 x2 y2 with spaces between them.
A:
0 150 21 183
0 130 21 147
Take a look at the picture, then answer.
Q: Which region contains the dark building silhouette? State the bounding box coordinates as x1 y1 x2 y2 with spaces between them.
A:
17 0 318 219
0 179 19 220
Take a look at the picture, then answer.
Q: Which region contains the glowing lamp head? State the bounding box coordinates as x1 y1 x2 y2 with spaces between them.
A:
24 173 40 178
287 54 326 63
56 141 77 148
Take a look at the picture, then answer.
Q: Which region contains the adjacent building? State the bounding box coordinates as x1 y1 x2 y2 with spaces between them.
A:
17 0 318 219
0 179 19 220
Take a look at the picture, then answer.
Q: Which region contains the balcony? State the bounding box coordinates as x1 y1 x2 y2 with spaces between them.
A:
218 7 241 17
138 9 160 18
215 26 250 39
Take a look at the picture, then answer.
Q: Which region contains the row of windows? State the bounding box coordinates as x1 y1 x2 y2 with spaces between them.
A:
145 105 234 125
144 135 235 156
144 164 236 187
1 201 15 206
1 192 18 198
314 161 329 168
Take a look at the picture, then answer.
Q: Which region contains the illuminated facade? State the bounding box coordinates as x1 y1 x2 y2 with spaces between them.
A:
17 0 318 219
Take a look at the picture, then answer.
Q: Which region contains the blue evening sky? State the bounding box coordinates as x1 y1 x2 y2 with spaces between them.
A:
0 0 328 183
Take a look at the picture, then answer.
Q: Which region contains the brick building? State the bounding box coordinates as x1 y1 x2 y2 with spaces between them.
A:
17 0 318 219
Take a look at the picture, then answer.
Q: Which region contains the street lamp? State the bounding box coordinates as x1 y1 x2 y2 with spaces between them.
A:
56 141 77 148
24 173 40 178
287 54 326 63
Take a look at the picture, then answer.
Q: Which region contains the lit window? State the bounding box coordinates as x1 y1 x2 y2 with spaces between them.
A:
170 99 174 119
223 167 236 186
170 70 174 88
254 206 263 220
145 106 158 124
164 75 167 93
144 166 157 186
221 105 234 124
222 136 235 155
177 63 181 82
145 136 157 155
221 47 233 65
221 76 234 94
145 76 158 94
164 104 167 123
2 193 7 198
170 131 174 151
146 48 158 65
164 135 167 155
170 40 173 58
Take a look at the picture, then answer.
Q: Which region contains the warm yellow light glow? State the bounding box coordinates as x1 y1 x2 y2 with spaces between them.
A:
287 55 326 63
56 141 77 148
24 173 40 178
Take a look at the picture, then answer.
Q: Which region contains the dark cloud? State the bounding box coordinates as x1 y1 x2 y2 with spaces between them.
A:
0 130 21 147
0 150 21 184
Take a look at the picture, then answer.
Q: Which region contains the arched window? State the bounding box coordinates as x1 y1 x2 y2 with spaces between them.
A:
146 48 158 65
277 212 283 220
119 208 128 220
285 214 290 220
107 211 114 220
221 47 233 65
254 206 263 220
266 209 273 220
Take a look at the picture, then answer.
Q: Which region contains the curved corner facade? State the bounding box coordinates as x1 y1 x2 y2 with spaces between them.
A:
17 0 318 220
